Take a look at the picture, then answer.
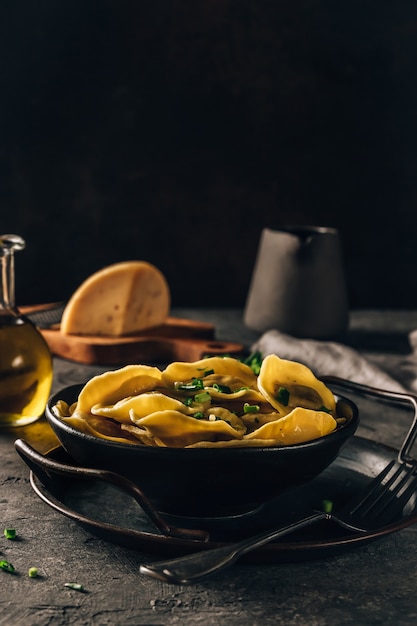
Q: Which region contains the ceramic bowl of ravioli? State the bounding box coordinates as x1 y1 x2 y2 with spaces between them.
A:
45 377 359 519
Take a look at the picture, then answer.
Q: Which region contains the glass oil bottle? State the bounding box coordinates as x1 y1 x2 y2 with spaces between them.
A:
0 234 53 427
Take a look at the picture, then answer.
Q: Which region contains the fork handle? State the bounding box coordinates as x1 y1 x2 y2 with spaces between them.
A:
139 511 328 585
322 376 417 464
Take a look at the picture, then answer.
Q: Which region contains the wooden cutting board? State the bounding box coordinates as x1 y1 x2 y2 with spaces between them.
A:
20 304 245 365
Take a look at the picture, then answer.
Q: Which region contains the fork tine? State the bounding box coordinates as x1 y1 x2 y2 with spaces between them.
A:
339 461 417 530
361 467 416 519
383 473 417 515
350 462 414 517
343 460 398 516
364 473 417 527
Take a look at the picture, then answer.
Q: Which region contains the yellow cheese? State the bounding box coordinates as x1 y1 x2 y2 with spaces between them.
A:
60 261 170 336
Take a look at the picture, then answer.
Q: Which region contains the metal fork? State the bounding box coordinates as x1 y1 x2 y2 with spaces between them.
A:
140 378 417 585
139 459 417 584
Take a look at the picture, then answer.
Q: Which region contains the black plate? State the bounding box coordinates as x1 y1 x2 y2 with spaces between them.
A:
29 436 417 563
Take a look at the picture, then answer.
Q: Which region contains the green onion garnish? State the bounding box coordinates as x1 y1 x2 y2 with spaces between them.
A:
194 391 211 404
276 386 290 406
322 499 334 513
212 383 232 394
4 528 16 540
318 405 332 414
193 412 205 419
175 378 204 391
243 403 260 414
0 560 15 573
243 351 263 375
64 582 84 591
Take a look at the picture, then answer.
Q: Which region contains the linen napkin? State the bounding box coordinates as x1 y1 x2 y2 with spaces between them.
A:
251 329 409 394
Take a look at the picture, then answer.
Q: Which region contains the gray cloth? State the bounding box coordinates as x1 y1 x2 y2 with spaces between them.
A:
252 329 408 394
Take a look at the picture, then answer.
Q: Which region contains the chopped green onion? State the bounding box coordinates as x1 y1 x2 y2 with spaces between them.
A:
202 368 215 376
194 391 211 404
243 351 263 375
243 403 260 414
318 405 332 414
276 386 290 406
182 397 193 406
64 582 84 591
28 567 38 578
0 560 15 573
192 412 205 420
212 383 232 394
322 499 334 513
175 378 204 391
4 528 16 540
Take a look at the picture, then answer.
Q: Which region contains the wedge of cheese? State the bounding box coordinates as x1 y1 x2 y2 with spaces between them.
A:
60 261 170 336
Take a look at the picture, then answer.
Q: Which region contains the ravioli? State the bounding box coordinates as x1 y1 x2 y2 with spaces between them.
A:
92 393 194 424
161 356 258 391
54 354 340 448
129 409 244 447
76 364 162 413
244 407 337 445
258 354 336 415
62 412 138 444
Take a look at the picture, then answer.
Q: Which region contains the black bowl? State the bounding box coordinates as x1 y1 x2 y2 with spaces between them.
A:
45 384 359 517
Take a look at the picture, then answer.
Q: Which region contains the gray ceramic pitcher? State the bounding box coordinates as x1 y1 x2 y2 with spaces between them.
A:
243 226 349 338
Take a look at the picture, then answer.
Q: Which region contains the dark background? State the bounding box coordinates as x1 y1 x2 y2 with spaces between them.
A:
2 0 417 310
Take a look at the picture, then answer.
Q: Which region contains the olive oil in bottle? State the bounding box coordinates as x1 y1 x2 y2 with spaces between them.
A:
0 235 53 427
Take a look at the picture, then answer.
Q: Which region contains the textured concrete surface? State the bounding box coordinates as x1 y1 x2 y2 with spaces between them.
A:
2 309 417 625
